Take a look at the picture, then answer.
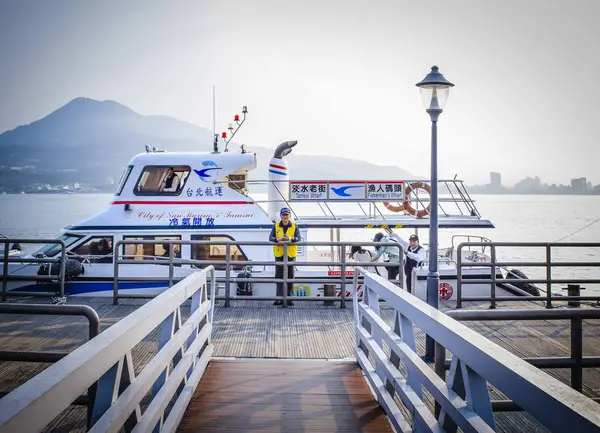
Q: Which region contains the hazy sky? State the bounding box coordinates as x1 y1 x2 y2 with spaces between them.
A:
1 0 599 185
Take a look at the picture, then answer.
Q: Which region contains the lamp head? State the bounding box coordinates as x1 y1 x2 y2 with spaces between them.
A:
416 65 454 111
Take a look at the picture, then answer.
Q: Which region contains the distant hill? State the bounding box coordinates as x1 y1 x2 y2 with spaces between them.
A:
0 98 412 192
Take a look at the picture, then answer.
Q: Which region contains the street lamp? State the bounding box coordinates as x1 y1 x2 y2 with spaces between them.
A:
416 65 454 361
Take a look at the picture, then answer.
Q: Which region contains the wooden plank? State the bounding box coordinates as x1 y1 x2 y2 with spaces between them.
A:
177 359 392 433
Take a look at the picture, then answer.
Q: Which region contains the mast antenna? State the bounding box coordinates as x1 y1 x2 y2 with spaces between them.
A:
212 85 219 154
223 105 248 152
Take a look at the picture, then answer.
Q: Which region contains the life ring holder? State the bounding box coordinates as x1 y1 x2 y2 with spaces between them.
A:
403 182 431 218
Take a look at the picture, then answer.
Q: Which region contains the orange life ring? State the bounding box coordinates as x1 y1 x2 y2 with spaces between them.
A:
382 201 405 212
403 182 431 218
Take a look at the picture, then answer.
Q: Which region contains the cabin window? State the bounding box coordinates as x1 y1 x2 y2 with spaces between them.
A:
115 165 133 196
134 166 190 195
122 236 182 265
71 236 114 263
37 233 83 257
191 235 248 270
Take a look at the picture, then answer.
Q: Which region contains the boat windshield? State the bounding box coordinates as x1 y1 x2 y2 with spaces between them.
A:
37 233 83 257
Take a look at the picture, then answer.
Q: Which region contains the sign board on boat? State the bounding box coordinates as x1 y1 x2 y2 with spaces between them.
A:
289 181 405 201
328 182 366 201
289 182 328 200
366 181 404 201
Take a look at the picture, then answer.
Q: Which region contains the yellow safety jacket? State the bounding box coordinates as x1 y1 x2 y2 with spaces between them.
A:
273 221 298 258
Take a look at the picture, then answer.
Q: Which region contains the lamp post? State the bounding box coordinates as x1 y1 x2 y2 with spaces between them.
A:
416 66 454 361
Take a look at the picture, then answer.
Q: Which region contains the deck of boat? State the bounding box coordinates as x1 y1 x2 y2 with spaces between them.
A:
1 296 599 432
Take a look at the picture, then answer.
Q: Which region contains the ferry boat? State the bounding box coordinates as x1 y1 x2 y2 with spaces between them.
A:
2 140 536 304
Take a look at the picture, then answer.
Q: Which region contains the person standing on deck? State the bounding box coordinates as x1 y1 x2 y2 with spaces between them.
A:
370 232 402 281
269 207 301 306
350 245 381 276
386 229 426 294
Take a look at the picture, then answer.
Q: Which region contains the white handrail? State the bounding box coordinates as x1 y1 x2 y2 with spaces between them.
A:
0 266 216 433
352 267 600 433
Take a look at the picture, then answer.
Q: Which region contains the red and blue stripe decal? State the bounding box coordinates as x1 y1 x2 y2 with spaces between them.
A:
269 163 287 176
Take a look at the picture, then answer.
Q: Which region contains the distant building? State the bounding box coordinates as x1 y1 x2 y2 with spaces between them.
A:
490 172 502 188
571 177 587 193
513 176 542 193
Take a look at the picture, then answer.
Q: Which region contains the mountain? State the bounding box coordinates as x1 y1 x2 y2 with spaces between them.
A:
0 98 412 192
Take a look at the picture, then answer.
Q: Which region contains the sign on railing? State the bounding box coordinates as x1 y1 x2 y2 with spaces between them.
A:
289 181 405 201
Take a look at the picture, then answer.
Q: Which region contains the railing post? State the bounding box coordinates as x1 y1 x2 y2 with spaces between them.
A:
224 244 231 307
209 267 216 323
434 341 446 418
456 244 463 309
113 242 120 305
490 245 496 309
571 316 583 392
282 244 288 308
340 244 347 309
399 247 404 289
86 312 101 430
1 243 8 302
168 243 174 288
59 242 66 298
352 268 360 331
546 244 553 309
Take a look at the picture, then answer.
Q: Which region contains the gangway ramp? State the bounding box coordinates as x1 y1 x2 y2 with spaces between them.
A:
178 358 391 432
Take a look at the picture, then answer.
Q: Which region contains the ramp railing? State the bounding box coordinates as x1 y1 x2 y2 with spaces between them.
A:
0 266 216 433
352 267 600 433
443 309 600 398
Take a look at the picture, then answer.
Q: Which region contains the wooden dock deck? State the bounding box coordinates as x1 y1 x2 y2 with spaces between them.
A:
1 297 599 432
178 359 392 433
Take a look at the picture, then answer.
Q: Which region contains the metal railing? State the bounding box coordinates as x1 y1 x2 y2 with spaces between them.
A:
352 267 600 433
0 266 216 433
113 239 405 308
0 304 100 428
218 177 483 219
441 309 600 399
450 234 491 255
1 239 67 301
457 242 600 309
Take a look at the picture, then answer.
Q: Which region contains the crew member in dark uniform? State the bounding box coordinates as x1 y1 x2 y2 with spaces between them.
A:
389 232 426 294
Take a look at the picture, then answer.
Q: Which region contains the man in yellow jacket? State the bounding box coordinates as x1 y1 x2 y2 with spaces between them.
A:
269 207 302 306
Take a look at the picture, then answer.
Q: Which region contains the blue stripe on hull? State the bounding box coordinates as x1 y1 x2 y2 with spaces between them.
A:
14 281 169 295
